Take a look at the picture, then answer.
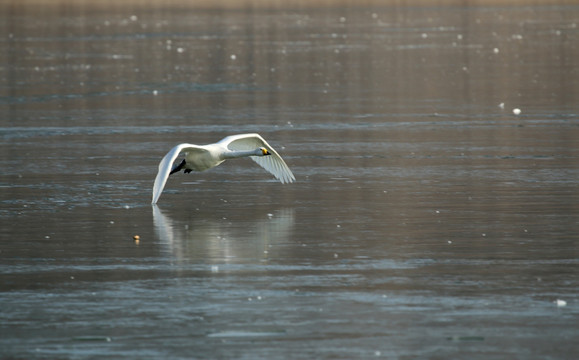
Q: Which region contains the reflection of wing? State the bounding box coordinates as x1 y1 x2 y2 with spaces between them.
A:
219 133 296 184
152 143 202 204
152 205 295 264
255 209 296 247
152 204 175 246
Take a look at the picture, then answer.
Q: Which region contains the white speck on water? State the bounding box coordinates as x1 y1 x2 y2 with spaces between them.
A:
339 17 346 23
499 102 505 109
448 240 452 244
555 299 567 307
124 205 130 209
513 108 522 115
267 213 273 218
333 253 339 259
130 15 138 22
421 33 428 39
152 90 158 95
177 47 185 53
211 265 219 273
230 54 236 60
493 47 500 54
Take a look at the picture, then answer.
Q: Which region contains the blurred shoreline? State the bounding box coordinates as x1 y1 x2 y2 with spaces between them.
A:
3 0 578 10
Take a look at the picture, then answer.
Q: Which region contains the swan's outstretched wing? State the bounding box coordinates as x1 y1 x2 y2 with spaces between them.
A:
152 143 201 204
219 133 296 184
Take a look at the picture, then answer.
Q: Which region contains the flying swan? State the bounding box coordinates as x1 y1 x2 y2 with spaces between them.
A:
152 133 295 204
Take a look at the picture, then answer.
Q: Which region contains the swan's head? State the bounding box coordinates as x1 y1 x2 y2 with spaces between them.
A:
260 147 271 156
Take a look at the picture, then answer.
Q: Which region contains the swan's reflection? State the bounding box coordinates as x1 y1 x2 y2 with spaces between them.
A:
152 205 295 264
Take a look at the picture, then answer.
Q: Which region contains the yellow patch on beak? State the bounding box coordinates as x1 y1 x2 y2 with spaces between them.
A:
261 148 271 155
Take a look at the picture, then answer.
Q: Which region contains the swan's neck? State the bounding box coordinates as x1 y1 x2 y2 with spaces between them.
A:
223 148 261 159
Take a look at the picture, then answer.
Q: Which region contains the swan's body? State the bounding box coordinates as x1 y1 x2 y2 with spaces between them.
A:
152 133 295 204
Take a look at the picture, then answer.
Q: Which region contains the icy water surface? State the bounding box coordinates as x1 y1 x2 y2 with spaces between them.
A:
1 2 579 359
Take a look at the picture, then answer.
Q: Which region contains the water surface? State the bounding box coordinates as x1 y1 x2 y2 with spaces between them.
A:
1 2 578 359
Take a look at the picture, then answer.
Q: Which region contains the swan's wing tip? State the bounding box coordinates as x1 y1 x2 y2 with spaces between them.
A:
278 170 296 184
152 144 190 204
151 189 161 204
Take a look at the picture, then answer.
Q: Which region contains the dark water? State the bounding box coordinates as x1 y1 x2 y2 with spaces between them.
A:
1 3 578 359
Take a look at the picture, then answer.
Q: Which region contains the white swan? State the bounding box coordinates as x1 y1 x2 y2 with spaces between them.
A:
152 133 295 204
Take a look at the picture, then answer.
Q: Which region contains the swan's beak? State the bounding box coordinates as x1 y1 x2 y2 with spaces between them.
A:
261 148 271 156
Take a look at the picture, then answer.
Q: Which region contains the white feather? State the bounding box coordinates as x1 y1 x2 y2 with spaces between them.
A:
152 134 295 204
